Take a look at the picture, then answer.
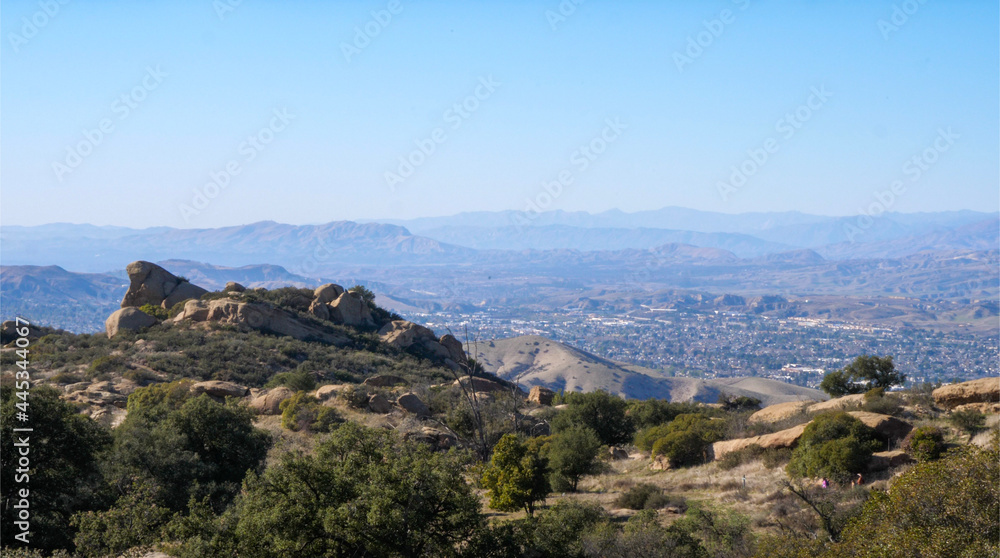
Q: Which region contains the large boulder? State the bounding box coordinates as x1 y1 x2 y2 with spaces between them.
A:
528 386 555 406
308 300 331 321
867 450 914 472
313 283 345 304
747 400 816 424
328 292 375 328
396 392 430 418
807 394 866 413
368 393 393 414
248 387 295 414
121 261 207 309
171 298 349 345
224 281 246 293
846 411 912 442
711 423 808 460
438 334 468 366
106 307 158 338
191 380 249 399
932 378 1000 409
378 321 457 367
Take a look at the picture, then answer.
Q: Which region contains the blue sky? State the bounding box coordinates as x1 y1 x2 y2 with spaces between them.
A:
1 0 997 228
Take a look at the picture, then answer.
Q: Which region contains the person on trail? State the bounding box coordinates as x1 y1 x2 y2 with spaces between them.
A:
854 473 863 486
821 477 829 489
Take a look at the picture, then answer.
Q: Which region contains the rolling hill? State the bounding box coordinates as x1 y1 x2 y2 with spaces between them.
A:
474 335 826 405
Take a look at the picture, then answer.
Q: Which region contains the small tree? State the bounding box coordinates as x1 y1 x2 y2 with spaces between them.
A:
552 390 635 447
648 414 725 468
481 434 549 516
545 426 603 492
820 355 905 397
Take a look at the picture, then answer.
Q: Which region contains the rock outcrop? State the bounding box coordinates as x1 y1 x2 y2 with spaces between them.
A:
711 423 809 460
328 292 375 328
528 386 555 406
453 376 509 393
248 387 295 414
368 393 393 414
191 380 249 399
847 411 912 442
1 320 43 344
106 307 158 338
867 450 913 472
807 394 866 413
171 298 349 345
932 378 1000 409
224 282 246 292
314 283 345 304
396 392 430 417
121 261 207 309
378 320 468 370
747 400 816 424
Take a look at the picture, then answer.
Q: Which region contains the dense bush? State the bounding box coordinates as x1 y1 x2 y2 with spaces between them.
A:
543 426 603 492
902 425 946 462
627 399 704 429
482 434 549 516
615 483 687 512
948 407 986 436
279 391 342 433
552 391 635 447
648 414 726 468
265 369 317 392
138 303 168 320
786 412 882 483
1 386 111 552
835 445 999 557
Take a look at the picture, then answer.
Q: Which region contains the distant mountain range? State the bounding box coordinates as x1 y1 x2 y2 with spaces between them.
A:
1 208 996 334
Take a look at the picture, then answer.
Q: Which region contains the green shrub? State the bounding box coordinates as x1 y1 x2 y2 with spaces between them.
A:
635 424 671 453
861 389 904 416
280 392 342 433
86 354 128 379
717 444 766 470
265 370 317 392
903 426 946 462
615 483 687 512
552 390 635 447
49 371 83 384
648 414 725 468
138 304 169 320
948 408 986 436
786 412 883 483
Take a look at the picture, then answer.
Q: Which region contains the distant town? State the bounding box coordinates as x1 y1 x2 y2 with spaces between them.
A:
415 307 998 389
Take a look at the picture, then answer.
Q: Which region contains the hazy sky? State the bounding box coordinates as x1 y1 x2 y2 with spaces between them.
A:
2 0 997 228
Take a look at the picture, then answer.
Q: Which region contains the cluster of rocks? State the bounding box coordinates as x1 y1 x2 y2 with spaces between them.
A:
169 298 349 345
932 377 1000 413
377 320 468 371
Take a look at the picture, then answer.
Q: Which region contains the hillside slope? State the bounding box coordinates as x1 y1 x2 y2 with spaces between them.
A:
475 335 825 405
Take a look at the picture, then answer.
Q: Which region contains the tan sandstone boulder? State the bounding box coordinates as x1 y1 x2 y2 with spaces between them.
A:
807 394 866 413
248 387 296 415
191 380 249 399
106 307 158 338
747 400 816 424
528 386 555 406
328 292 375 328
846 411 912 442
368 393 393 414
171 298 349 345
933 378 1000 409
121 261 207 309
396 392 430 417
313 283 345 304
711 423 809 460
